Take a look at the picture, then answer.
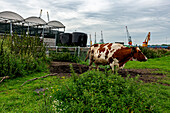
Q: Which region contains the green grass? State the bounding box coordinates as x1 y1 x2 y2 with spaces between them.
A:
0 56 170 112
125 56 170 112
0 72 61 112
125 56 170 71
125 56 170 85
142 83 170 112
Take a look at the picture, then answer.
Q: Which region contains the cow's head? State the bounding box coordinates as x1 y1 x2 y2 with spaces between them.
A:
132 47 147 61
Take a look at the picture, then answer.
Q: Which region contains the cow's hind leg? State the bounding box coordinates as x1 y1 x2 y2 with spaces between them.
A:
89 60 94 70
94 63 99 71
110 61 119 74
88 56 94 70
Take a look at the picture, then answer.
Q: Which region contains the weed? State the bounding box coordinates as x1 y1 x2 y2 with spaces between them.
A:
51 70 161 112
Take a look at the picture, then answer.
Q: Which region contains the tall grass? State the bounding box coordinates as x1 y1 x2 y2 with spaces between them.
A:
0 34 49 78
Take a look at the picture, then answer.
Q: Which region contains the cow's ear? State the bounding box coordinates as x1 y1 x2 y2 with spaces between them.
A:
132 47 137 53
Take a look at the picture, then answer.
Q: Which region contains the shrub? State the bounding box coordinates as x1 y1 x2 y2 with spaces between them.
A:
51 69 160 112
139 47 169 58
49 52 80 63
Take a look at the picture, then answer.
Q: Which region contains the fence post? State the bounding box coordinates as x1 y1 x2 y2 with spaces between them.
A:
56 46 58 53
46 46 49 56
74 47 76 55
78 46 80 57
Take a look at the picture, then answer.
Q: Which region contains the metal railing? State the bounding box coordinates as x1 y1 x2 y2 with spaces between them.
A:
45 46 89 57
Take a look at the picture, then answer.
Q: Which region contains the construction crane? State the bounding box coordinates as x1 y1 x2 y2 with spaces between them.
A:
125 26 132 46
142 32 151 47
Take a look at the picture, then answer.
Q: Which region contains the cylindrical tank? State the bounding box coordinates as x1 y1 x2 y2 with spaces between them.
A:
60 33 72 45
72 32 87 47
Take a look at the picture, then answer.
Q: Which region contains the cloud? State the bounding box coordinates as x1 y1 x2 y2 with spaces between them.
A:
0 0 170 45
78 0 113 13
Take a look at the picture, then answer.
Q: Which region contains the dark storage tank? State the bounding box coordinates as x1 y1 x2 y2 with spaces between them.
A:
72 32 87 47
60 33 72 45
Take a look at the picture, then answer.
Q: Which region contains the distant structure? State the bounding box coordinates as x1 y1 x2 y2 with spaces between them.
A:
47 11 50 22
89 34 92 46
142 32 151 47
94 32 97 44
125 26 132 46
99 30 104 44
0 10 88 47
0 10 65 38
115 42 124 45
60 32 87 47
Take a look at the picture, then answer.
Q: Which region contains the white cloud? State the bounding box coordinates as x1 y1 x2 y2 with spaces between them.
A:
78 0 113 13
0 0 170 45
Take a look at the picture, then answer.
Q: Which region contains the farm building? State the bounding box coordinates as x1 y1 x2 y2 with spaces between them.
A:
0 11 88 47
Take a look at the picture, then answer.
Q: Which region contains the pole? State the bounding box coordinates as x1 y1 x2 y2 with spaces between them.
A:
78 46 80 57
27 23 29 36
89 34 92 46
95 32 96 44
39 9 42 18
101 30 104 43
47 11 50 22
10 21 13 36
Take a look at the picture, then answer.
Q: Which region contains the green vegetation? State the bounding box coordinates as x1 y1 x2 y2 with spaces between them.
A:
0 34 49 78
51 68 160 112
126 56 170 112
126 56 170 83
0 36 169 113
0 72 57 112
126 56 170 71
0 56 169 112
49 52 80 63
139 46 170 58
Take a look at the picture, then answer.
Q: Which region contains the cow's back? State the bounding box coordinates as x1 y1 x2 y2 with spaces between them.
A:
92 43 124 64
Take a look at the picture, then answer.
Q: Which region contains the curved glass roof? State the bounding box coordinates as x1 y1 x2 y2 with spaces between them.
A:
0 11 65 30
24 16 46 25
47 20 65 28
0 11 24 22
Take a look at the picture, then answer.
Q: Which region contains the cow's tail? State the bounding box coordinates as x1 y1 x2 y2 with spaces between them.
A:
85 48 91 62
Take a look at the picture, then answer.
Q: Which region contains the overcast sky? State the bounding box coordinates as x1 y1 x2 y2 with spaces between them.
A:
0 0 170 45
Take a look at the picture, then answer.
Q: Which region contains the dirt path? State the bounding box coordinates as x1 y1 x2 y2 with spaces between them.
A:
50 61 168 86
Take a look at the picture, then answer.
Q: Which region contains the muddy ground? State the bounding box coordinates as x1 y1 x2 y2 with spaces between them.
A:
50 61 168 86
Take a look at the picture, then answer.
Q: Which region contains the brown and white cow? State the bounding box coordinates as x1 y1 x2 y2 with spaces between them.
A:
85 43 147 72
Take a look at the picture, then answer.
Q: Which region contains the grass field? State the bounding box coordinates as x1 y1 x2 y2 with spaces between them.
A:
125 56 170 85
0 56 170 112
125 56 170 112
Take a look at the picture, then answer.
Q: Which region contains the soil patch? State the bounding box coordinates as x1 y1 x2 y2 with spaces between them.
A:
50 61 168 86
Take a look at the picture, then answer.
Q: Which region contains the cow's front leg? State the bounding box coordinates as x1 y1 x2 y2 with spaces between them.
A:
113 59 119 74
113 65 119 74
109 62 115 73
